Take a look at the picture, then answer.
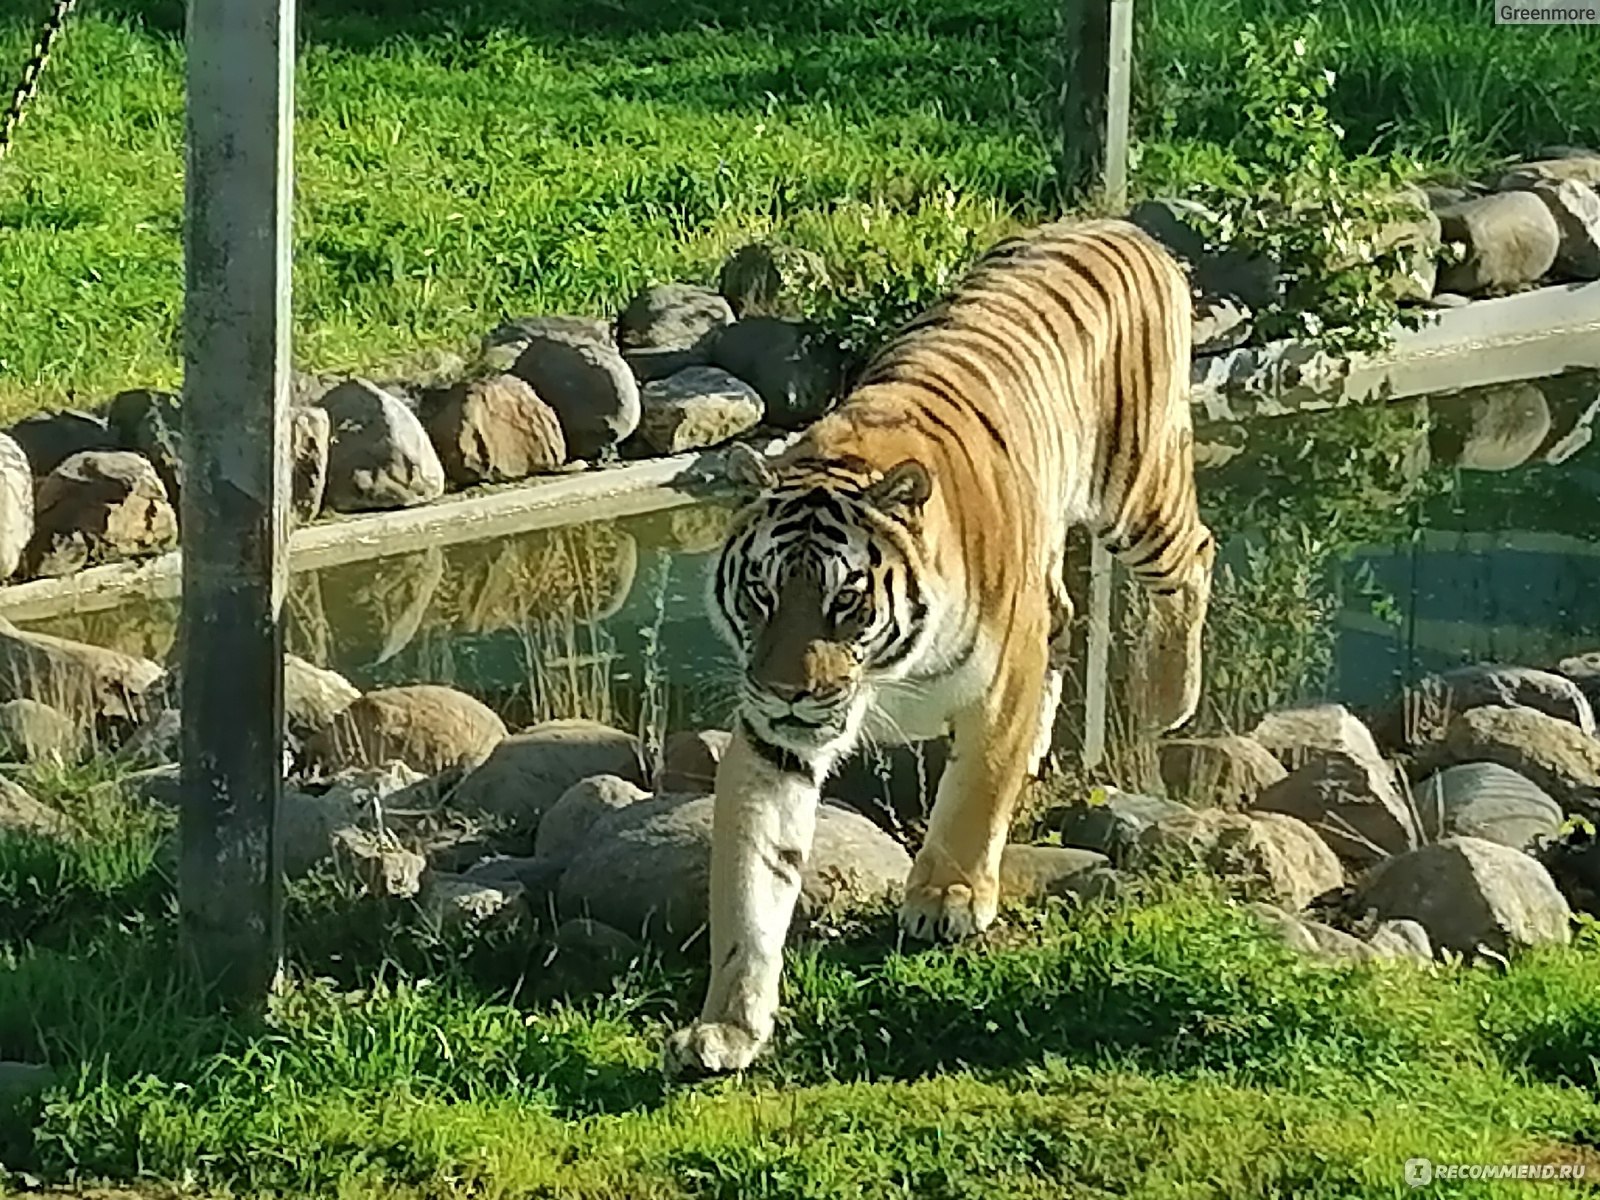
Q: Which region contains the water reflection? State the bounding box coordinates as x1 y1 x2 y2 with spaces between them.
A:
15 370 1600 815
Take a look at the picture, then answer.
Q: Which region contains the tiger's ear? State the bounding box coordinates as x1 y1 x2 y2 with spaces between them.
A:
723 442 776 491
867 459 932 516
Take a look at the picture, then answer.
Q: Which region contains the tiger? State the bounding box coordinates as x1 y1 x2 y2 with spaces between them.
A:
663 216 1217 1078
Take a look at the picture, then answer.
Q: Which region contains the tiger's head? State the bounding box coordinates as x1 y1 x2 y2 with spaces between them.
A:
709 442 934 756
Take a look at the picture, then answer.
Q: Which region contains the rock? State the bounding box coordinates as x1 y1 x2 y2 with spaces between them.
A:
0 775 78 839
717 243 786 317
998 844 1117 902
105 389 183 509
22 450 178 578
1134 809 1343 911
1250 903 1380 963
1052 790 1191 863
307 684 507 776
1368 918 1433 961
550 917 644 978
1347 187 1442 302
1514 179 1600 281
709 318 848 430
0 698 80 765
1537 825 1600 916
284 654 360 743
0 432 34 580
615 283 734 356
534 774 651 863
447 719 646 838
1556 650 1600 711
1249 703 1385 773
1192 295 1252 354
1436 192 1560 294
1434 383 1553 473
420 374 566 487
1497 154 1600 191
120 707 181 767
1413 762 1565 852
463 854 567 910
3 409 116 477
653 729 732 794
1420 706 1600 823
1251 748 1418 868
1157 735 1287 808
557 792 912 942
290 405 332 523
421 874 525 931
0 619 163 723
331 826 427 899
510 332 640 459
0 1061 54 1100
318 379 447 512
1370 663 1595 751
1355 836 1572 958
1126 197 1282 308
481 315 613 373
635 366 764 454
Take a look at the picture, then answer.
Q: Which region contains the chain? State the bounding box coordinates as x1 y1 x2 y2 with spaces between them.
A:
0 0 81 163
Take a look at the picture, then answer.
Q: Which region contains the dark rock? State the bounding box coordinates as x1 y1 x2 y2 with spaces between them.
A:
307 684 507 776
106 389 183 509
510 333 640 459
1053 789 1190 863
317 379 447 512
1370 663 1594 752
710 318 849 430
4 409 116 477
615 284 733 355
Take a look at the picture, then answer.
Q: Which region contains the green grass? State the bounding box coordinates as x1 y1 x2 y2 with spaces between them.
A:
1 0 1597 419
4 765 1600 1197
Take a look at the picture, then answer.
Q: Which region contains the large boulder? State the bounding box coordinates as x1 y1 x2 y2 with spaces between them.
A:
1416 705 1600 823
533 774 651 863
1412 761 1565 852
1436 192 1560 294
998 844 1117 902
3 409 117 477
0 776 79 839
1052 789 1191 863
653 729 731 795
284 654 361 744
1157 735 1287 808
636 367 763 454
446 719 646 838
106 389 184 510
709 318 848 430
0 619 163 723
22 451 178 577
419 374 566 487
615 284 734 357
1133 809 1343 911
1369 664 1595 752
1355 836 1571 958
556 793 910 943
0 432 35 580
1251 747 1418 868
510 331 641 459
1249 703 1385 773
1519 179 1600 281
318 379 447 512
307 684 507 776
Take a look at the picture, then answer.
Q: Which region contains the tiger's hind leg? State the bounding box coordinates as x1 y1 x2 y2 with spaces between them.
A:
900 597 1053 941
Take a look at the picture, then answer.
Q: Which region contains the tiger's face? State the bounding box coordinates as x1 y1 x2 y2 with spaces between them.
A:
710 454 932 755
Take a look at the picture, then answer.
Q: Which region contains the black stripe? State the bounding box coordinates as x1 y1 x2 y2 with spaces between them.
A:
743 721 815 779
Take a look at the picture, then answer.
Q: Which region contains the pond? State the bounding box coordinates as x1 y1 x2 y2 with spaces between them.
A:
15 368 1600 820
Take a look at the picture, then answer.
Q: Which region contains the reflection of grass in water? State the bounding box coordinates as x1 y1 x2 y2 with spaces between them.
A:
518 615 621 732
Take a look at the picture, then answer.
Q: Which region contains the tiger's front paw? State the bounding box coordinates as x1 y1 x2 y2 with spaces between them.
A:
662 1020 768 1079
898 879 999 943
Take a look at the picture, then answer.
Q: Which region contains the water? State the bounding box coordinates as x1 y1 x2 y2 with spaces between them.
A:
15 369 1600 811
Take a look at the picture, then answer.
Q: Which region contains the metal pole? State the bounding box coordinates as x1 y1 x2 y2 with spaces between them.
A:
178 0 294 1003
1104 0 1135 210
1056 0 1135 207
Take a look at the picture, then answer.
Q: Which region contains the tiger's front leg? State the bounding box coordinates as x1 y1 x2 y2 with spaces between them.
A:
899 610 1051 942
663 724 822 1077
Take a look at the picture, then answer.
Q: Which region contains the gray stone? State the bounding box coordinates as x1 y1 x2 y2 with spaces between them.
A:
0 618 163 723
290 405 332 523
120 707 181 767
0 775 78 839
3 409 116 477
318 379 447 512
421 874 525 931
447 718 646 837
1437 192 1561 294
1496 154 1600 191
0 698 80 766
1419 706 1600 823
0 432 34 580
615 283 734 355
557 792 911 942
1157 735 1287 808
654 729 731 795
998 844 1115 902
1127 197 1281 308
22 450 178 578
709 318 849 430
1370 663 1595 751
331 826 428 899
106 389 183 509
1133 808 1343 910
1249 703 1385 773
1367 918 1433 961
307 684 507 776
1556 650 1600 710
1053 789 1191 862
420 373 566 486
511 332 640 459
1355 836 1572 958
534 774 651 863
284 654 360 743
1251 748 1418 868
637 366 764 454
1249 903 1380 963
1191 295 1253 354
1525 179 1600 280
1413 762 1565 851
463 854 567 909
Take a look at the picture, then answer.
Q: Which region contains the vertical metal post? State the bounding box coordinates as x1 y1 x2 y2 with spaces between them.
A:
178 0 294 1003
1104 0 1135 209
1057 0 1135 206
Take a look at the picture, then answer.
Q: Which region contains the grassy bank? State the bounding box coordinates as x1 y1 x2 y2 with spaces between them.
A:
0 0 1596 418
3 764 1600 1197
